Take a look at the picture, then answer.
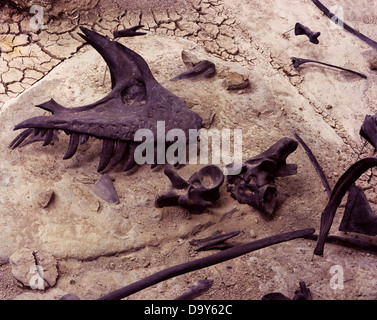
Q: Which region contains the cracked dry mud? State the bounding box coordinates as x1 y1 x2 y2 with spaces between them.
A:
0 0 377 300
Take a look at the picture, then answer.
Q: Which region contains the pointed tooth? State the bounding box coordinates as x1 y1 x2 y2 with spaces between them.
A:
63 133 80 159
110 140 128 168
40 128 48 137
80 134 89 145
123 143 137 171
9 128 34 149
98 139 115 172
43 129 54 146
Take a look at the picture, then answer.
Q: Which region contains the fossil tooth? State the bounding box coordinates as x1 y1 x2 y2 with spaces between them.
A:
40 128 48 137
80 134 89 145
63 133 80 159
110 140 128 168
98 139 115 172
123 143 137 171
156 164 224 214
9 128 34 149
43 129 54 146
89 173 119 204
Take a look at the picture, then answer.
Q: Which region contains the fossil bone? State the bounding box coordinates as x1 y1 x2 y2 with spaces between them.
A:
294 22 321 44
314 157 377 256
262 281 312 300
156 164 224 214
189 230 240 251
312 0 377 50
291 57 367 79
360 114 377 150
339 185 377 236
171 60 216 81
98 228 315 300
226 137 298 215
9 26 202 173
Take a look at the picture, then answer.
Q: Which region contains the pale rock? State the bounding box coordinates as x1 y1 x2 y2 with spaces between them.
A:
216 34 238 55
9 248 58 290
36 189 55 208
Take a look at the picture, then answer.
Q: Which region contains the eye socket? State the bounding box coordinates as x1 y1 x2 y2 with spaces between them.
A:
121 81 147 105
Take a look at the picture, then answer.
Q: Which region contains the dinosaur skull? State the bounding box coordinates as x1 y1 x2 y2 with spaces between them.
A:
9 26 202 172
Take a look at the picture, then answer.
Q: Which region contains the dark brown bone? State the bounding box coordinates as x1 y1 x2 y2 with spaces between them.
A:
294 22 321 44
314 157 377 256
292 131 331 197
113 25 146 38
291 57 367 79
262 281 312 300
339 185 377 236
189 231 240 251
360 114 377 150
312 0 377 50
226 137 298 215
97 228 315 300
171 60 216 81
156 164 224 214
9 26 202 173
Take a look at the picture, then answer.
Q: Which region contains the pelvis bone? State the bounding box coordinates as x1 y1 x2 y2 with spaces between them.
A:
156 164 224 214
226 137 298 215
9 26 202 172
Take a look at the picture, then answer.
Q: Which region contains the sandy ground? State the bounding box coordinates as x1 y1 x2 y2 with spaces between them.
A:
0 0 377 300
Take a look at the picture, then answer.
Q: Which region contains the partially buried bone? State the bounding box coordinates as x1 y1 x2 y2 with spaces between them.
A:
171 60 216 81
89 174 119 204
226 137 298 215
360 114 377 149
291 57 367 79
339 185 377 236
156 164 224 214
9 26 202 173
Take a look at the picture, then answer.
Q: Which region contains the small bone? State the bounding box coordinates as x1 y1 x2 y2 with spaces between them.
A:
89 174 119 204
63 133 80 160
360 114 377 149
291 57 367 79
171 60 216 81
294 22 321 44
98 139 115 172
189 231 240 251
113 25 147 38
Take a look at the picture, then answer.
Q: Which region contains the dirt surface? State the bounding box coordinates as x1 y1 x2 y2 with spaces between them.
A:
0 0 377 300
